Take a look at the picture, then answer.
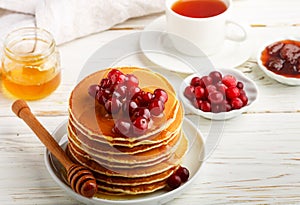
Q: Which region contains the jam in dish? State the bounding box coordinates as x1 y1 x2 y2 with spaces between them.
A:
261 40 300 78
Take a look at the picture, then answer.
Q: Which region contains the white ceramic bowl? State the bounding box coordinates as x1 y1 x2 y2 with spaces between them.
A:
179 68 259 120
257 39 300 86
45 118 205 205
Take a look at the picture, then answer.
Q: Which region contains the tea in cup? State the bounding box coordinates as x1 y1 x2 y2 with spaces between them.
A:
165 0 247 56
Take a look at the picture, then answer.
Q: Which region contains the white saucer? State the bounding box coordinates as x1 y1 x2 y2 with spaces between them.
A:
44 118 205 205
140 16 253 74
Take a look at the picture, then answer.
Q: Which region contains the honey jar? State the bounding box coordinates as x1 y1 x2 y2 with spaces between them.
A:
1 27 61 100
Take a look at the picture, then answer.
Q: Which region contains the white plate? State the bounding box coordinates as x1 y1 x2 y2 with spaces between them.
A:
257 39 300 86
179 68 259 120
44 118 205 205
140 16 253 74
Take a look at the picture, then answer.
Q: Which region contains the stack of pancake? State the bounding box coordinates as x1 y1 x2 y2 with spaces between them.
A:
67 67 187 195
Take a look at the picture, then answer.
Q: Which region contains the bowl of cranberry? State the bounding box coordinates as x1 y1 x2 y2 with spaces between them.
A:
257 39 300 85
179 68 258 120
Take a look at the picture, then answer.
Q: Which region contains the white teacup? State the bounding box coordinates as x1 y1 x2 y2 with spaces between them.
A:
165 0 247 56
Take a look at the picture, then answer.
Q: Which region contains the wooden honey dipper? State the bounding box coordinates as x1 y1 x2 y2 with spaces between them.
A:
12 100 98 198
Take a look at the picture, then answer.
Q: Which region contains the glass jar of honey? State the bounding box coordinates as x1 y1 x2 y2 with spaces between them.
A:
1 27 61 100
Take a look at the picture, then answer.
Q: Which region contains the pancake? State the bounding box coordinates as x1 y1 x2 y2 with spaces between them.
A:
69 67 177 139
67 67 188 195
67 133 188 177
67 123 180 155
68 130 182 168
68 98 182 147
68 85 180 144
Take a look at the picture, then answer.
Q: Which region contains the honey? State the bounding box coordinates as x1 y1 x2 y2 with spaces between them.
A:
2 63 61 100
1 27 61 100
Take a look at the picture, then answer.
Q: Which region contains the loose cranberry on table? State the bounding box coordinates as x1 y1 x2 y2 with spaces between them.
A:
183 71 249 113
88 69 169 137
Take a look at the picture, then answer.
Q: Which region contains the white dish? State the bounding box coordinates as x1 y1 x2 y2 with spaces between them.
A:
179 68 259 120
44 118 205 205
256 39 300 86
140 16 253 74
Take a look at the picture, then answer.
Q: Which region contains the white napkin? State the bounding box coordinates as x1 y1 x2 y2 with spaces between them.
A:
0 0 165 45
0 0 37 14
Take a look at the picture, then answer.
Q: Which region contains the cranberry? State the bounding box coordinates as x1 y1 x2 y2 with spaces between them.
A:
105 98 122 114
239 94 248 106
128 86 141 99
123 100 138 116
141 92 153 105
132 91 144 103
225 103 232 111
215 83 227 95
154 89 168 103
125 74 139 88
211 104 220 113
236 81 244 89
209 71 222 84
131 107 151 121
96 91 106 105
132 117 148 135
114 120 132 136
184 85 195 100
88 84 100 97
97 89 112 104
190 76 202 87
108 69 126 84
214 103 226 113
149 99 165 116
201 76 213 87
167 174 182 190
231 98 243 109
99 78 112 89
107 69 123 79
205 85 217 95
113 85 127 99
175 166 190 183
192 98 202 109
200 101 211 112
194 86 205 99
239 89 246 96
226 87 240 99
222 75 237 87
208 91 224 104
101 88 112 99
221 100 232 111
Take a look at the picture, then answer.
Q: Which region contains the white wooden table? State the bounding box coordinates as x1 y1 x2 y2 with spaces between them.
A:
1 0 300 204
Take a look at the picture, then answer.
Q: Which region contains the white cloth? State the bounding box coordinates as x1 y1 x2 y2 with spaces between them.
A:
0 0 165 45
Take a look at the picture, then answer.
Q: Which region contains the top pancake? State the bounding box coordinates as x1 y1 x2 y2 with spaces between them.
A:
69 67 180 144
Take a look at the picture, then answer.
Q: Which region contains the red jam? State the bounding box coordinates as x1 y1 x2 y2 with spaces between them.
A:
261 40 300 78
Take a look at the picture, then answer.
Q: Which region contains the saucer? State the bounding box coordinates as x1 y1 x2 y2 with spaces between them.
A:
44 118 205 205
140 16 253 74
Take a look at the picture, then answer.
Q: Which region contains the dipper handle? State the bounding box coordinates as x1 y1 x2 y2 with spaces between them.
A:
12 100 97 198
